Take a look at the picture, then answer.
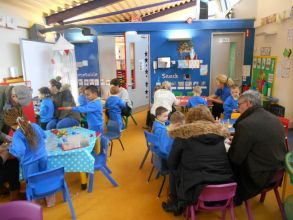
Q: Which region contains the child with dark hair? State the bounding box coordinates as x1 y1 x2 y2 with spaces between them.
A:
38 87 54 130
153 106 174 159
3 107 53 204
105 86 126 130
62 85 104 133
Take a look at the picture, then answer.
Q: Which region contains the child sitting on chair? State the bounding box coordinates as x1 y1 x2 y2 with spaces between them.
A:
4 107 55 207
223 85 240 119
105 86 126 130
186 86 208 108
153 108 185 159
38 87 54 130
62 85 104 133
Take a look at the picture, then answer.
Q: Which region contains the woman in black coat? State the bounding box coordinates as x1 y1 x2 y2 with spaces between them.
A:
163 105 234 214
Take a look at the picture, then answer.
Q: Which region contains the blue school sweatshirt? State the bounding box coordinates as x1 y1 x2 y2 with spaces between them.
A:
105 96 126 130
39 97 54 123
215 86 231 102
9 123 48 166
153 120 174 160
72 98 104 133
186 96 208 108
78 94 88 106
223 96 239 119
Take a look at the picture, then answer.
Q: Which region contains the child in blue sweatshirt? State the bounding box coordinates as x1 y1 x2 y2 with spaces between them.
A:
153 107 185 160
105 86 126 130
4 107 54 206
78 86 88 106
186 86 208 108
63 85 104 133
38 87 54 130
223 85 240 119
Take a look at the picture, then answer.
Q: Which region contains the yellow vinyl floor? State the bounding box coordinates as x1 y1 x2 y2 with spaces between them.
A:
1 110 292 220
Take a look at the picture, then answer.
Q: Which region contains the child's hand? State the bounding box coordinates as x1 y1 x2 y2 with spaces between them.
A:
0 143 10 152
58 107 72 111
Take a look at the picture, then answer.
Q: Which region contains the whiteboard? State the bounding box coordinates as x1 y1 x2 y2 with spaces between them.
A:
20 39 54 98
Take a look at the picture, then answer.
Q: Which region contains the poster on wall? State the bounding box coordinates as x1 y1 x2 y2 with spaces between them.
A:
252 56 277 96
185 81 192 89
178 81 184 89
200 65 208 76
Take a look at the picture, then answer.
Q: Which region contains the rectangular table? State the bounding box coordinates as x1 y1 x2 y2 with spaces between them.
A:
45 127 99 190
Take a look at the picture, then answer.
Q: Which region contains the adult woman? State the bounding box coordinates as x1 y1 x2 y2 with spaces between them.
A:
162 105 234 214
46 79 80 129
0 85 32 142
208 74 234 119
150 81 179 127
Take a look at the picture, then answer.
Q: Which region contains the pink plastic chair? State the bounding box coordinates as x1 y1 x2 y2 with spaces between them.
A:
0 201 43 220
185 182 237 220
244 169 286 220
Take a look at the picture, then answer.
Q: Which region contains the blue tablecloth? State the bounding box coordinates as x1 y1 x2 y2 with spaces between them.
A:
45 127 96 174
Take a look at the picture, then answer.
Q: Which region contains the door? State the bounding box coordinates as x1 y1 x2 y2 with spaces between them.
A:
125 33 150 109
210 33 245 94
98 36 117 98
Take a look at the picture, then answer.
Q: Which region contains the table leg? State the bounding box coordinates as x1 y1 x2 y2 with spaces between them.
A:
80 173 87 190
95 136 101 154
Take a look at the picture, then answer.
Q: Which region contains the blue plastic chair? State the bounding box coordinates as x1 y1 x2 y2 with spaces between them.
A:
22 157 48 180
88 136 118 192
139 130 154 170
25 167 76 220
104 120 125 156
144 131 170 198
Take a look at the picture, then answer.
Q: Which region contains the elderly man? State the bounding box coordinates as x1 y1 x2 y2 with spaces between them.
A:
228 90 286 203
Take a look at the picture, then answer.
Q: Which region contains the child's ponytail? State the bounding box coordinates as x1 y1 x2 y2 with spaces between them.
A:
4 107 38 150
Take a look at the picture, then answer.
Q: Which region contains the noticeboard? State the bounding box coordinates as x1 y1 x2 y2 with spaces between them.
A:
252 56 277 96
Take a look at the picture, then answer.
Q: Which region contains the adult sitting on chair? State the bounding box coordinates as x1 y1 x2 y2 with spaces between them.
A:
47 79 80 129
228 90 286 204
162 105 234 215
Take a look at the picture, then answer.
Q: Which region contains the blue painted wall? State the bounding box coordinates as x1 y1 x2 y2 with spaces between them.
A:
65 19 254 97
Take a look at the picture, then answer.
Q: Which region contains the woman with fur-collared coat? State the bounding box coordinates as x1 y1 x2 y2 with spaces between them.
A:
162 105 234 214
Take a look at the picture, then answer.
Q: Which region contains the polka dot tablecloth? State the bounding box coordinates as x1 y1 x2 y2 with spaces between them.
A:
45 127 96 174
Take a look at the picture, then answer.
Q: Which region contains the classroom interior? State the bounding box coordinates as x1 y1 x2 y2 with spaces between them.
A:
0 0 293 219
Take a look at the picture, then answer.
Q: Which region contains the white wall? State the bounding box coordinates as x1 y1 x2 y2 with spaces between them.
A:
253 0 293 123
0 4 55 81
232 0 257 19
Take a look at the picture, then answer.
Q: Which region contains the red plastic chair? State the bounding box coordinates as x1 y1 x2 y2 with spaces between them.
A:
278 116 289 152
185 182 237 220
244 169 286 220
0 201 42 220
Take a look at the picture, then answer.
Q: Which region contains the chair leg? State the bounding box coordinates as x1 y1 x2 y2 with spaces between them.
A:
139 148 150 169
101 167 118 187
88 173 94 193
230 203 236 220
130 114 137 125
245 200 254 220
157 176 166 198
109 140 113 156
185 206 190 220
118 138 125 151
148 166 155 182
273 188 287 220
282 172 288 202
123 116 128 129
64 182 76 220
259 192 266 203
221 209 227 220
190 205 196 220
104 165 112 174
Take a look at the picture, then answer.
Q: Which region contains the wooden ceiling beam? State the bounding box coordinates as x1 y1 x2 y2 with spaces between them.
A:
45 0 123 25
142 0 196 21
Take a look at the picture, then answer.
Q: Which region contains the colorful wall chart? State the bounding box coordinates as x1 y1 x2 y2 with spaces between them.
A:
252 56 277 96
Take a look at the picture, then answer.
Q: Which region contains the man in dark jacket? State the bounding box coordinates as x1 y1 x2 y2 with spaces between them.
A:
228 90 286 202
